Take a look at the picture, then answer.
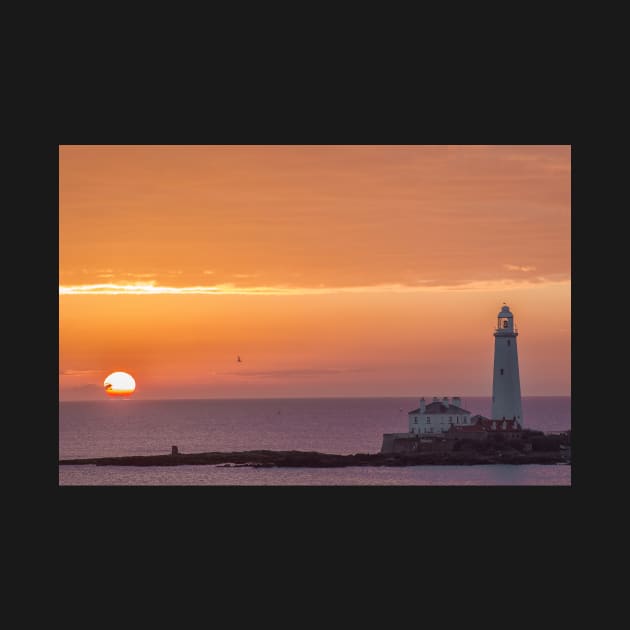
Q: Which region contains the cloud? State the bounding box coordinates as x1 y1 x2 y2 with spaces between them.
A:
63 383 102 391
216 367 365 378
60 369 103 376
59 275 569 296
79 270 158 280
61 147 570 291
504 264 537 272
60 282 221 295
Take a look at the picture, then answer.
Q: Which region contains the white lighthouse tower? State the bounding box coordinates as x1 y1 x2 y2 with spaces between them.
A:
491 304 523 426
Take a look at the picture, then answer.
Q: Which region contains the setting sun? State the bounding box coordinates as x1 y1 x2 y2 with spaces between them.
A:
104 371 136 397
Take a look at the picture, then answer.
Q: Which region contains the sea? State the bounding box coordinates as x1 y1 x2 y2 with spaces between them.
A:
59 396 571 486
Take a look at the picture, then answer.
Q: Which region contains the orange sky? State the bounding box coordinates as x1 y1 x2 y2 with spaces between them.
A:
59 145 570 399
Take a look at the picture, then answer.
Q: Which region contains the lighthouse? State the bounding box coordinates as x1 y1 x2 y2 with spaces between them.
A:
491 305 523 426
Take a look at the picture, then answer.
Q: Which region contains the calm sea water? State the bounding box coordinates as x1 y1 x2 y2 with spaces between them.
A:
59 396 571 486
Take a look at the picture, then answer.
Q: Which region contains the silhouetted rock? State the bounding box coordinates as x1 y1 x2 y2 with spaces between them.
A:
59 447 567 467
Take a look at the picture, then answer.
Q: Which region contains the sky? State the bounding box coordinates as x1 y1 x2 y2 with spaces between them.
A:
59 145 570 400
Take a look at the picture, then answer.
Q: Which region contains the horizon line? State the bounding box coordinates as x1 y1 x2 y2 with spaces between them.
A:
59 394 571 402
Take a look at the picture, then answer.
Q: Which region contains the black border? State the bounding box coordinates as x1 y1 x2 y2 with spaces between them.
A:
50 95 575 548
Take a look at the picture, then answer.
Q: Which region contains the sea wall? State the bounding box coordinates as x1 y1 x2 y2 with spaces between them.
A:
381 433 411 453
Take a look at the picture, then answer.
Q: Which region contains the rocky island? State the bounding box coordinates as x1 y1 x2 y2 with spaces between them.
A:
59 443 570 468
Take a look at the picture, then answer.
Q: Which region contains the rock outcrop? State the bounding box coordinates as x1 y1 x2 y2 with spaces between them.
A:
59 448 568 467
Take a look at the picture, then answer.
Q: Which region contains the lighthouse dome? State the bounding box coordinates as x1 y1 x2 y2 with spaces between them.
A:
498 305 513 317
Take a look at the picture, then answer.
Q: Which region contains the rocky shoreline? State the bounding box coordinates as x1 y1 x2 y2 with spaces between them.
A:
59 449 569 468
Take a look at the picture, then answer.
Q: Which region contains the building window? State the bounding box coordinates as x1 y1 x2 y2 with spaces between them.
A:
507 339 511 347
500 368 504 375
426 417 430 424
449 416 452 422
456 417 459 424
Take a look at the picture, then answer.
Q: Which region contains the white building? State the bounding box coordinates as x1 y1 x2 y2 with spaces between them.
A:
381 303 527 453
407 396 472 435
491 305 523 426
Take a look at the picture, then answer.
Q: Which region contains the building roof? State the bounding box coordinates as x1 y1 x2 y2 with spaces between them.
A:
477 418 521 431
408 402 471 415
447 417 522 433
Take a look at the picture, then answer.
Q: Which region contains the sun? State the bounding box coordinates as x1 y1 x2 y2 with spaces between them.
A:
104 371 136 397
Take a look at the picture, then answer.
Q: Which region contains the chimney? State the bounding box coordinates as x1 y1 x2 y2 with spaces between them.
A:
432 396 439 402
453 396 461 408
171 445 179 455
442 396 449 409
419 397 426 413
